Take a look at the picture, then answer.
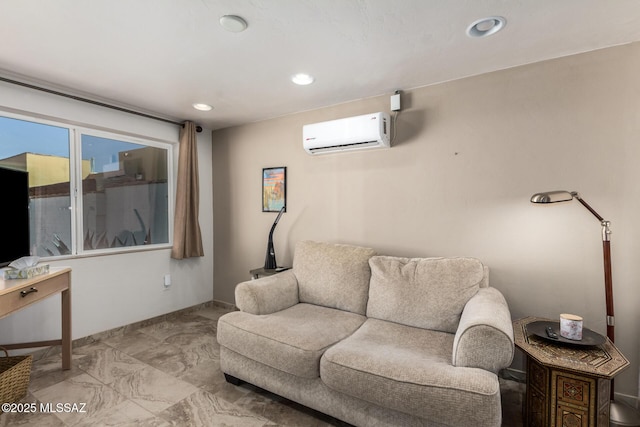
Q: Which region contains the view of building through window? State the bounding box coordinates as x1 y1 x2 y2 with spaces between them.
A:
0 114 171 259
81 135 169 250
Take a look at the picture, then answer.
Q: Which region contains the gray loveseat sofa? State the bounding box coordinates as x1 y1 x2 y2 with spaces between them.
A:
217 241 514 427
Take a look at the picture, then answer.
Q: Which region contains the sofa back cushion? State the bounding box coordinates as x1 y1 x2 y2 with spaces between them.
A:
366 256 485 333
294 241 376 315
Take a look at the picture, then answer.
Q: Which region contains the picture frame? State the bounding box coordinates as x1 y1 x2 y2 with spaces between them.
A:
262 166 286 212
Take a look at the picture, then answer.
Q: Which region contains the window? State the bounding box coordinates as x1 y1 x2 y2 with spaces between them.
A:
0 113 172 260
0 116 72 258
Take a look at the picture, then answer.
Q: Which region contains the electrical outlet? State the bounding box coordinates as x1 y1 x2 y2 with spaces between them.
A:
164 274 171 289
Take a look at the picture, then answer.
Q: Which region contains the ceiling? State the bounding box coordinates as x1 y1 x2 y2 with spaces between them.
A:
2 0 640 131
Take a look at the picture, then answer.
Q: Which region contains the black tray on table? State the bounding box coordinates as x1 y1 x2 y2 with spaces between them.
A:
527 320 606 346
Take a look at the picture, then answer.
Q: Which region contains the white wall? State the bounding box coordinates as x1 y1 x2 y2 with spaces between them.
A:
212 43 640 399
0 80 213 343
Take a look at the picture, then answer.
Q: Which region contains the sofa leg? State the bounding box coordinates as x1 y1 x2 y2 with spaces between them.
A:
224 373 243 386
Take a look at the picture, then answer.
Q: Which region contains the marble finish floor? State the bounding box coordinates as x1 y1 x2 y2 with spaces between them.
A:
1 305 525 426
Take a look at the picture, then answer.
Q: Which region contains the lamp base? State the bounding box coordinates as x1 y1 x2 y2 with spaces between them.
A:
610 400 640 427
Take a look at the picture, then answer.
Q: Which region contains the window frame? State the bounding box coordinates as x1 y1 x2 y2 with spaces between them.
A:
0 110 175 261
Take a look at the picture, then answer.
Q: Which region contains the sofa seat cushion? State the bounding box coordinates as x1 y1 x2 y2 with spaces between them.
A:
320 318 501 426
217 303 366 379
367 256 484 333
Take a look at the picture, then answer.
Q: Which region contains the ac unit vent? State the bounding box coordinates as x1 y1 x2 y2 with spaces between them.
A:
303 112 390 155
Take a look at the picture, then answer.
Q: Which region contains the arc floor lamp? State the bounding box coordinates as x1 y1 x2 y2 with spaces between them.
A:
530 190 640 426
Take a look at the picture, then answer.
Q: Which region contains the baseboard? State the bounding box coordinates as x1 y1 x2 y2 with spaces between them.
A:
212 299 238 311
616 392 640 409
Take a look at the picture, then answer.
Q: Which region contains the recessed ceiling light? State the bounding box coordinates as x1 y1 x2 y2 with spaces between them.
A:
219 15 248 33
291 73 314 85
192 103 213 111
466 16 506 38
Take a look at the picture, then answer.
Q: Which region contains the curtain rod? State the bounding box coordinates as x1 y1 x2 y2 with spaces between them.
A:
0 76 202 132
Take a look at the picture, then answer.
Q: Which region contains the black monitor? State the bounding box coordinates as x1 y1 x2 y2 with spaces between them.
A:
0 167 30 268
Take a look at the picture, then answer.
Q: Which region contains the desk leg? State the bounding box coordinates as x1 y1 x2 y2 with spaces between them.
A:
61 287 71 370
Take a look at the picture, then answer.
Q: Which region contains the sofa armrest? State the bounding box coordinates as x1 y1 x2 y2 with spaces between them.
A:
452 287 514 374
235 270 299 315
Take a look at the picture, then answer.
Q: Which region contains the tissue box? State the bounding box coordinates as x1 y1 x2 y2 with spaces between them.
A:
3 264 50 280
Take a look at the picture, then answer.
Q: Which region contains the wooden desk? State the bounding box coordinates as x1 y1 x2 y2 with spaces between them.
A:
0 267 72 370
514 317 629 426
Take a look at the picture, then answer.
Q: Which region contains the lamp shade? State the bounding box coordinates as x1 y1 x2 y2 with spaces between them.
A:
530 191 575 203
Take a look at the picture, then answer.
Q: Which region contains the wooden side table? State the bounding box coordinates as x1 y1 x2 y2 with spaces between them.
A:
514 317 629 427
0 267 72 370
249 266 290 280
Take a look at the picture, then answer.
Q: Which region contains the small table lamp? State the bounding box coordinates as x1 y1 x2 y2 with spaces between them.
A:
530 190 640 426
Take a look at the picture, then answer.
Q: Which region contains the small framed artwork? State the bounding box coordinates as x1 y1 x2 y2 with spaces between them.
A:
262 166 286 212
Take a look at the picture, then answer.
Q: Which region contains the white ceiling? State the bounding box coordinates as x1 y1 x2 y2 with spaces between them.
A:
2 0 640 130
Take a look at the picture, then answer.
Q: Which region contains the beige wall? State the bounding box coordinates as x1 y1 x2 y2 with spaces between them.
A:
212 43 640 397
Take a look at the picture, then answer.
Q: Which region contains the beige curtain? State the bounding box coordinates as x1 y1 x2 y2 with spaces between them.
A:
171 121 204 259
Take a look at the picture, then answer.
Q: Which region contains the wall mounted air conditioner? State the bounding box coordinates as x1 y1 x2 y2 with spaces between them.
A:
303 112 391 155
